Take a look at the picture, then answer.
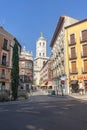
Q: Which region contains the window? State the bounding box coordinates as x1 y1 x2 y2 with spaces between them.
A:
82 44 87 57
43 53 44 56
81 30 87 41
22 62 25 68
70 47 76 59
1 69 5 78
71 61 77 73
26 61 30 67
2 54 7 66
70 34 75 44
39 42 41 46
43 61 45 66
3 39 8 50
39 53 41 56
84 60 87 72
43 42 45 46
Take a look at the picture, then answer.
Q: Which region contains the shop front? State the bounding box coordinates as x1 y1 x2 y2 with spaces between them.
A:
70 80 79 93
69 75 87 93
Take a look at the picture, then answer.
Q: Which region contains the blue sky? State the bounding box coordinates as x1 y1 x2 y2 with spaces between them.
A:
0 0 87 58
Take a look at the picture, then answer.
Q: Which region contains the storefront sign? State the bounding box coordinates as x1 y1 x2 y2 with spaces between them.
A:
70 75 87 81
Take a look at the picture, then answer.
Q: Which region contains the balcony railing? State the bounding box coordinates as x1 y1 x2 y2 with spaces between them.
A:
2 46 9 51
0 76 6 79
0 62 9 67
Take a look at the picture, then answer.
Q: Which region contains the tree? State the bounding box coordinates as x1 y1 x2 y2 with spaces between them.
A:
11 38 19 100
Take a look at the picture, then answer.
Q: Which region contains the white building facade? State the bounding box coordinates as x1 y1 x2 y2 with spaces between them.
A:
50 15 78 94
34 33 49 86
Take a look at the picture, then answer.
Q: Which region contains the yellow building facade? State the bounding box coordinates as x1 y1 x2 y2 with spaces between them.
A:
65 19 87 93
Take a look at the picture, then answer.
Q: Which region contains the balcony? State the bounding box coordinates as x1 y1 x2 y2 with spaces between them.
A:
0 76 6 79
0 62 9 67
2 46 9 51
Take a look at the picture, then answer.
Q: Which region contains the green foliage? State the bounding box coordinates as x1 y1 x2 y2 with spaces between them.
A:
11 38 19 100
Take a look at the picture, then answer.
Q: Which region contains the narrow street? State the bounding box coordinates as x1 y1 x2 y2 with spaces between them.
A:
0 89 87 130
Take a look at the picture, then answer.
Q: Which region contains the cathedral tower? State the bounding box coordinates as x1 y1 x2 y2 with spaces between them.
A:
34 33 49 86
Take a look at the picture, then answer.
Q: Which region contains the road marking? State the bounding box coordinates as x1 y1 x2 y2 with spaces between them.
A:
0 109 8 112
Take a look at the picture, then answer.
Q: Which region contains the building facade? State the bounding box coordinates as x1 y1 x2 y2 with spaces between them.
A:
34 33 49 86
0 26 21 93
50 15 78 94
40 59 52 87
65 19 87 93
19 46 33 91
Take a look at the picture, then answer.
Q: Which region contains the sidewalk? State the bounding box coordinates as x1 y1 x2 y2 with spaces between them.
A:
69 93 87 101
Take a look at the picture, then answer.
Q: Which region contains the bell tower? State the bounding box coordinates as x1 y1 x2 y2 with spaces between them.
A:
36 32 47 58
34 33 49 85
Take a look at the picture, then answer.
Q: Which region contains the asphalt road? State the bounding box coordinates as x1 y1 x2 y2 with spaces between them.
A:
0 90 87 130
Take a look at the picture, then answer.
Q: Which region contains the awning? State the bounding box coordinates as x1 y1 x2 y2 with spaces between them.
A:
70 80 78 84
48 81 52 85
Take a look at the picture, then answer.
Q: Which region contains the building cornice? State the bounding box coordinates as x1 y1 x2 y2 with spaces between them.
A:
65 19 87 29
34 57 49 61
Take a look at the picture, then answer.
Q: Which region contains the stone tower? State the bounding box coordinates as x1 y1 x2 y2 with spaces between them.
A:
34 33 49 86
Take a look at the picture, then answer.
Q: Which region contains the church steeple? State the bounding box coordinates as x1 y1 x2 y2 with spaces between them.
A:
40 32 43 37
36 33 47 58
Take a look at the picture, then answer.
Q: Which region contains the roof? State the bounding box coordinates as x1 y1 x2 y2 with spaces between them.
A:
50 16 65 47
50 15 78 47
0 26 21 48
65 19 87 29
37 32 46 41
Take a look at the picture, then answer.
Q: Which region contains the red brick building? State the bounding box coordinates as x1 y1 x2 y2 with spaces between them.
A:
0 26 21 92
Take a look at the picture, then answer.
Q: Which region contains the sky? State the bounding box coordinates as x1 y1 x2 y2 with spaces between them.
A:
0 0 87 58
